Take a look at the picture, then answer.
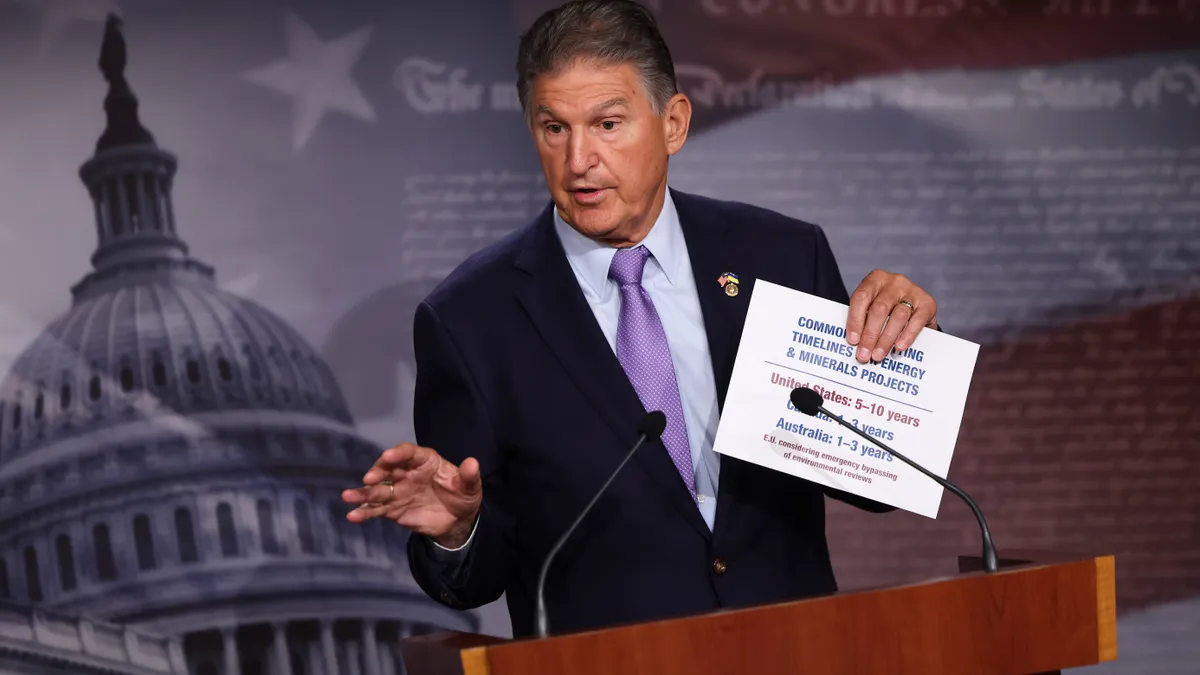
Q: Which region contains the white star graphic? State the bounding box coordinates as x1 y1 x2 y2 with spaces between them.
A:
241 11 377 151
9 0 122 55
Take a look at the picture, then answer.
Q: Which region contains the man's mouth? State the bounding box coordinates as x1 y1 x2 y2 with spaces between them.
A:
571 187 609 204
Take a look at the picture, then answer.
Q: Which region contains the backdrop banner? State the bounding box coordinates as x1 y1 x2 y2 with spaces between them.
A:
0 1 1196 673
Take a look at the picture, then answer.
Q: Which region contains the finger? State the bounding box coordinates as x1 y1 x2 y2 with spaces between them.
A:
895 300 937 352
342 482 396 506
341 487 369 505
872 304 913 362
345 502 390 523
340 486 382 509
845 271 884 346
346 485 417 522
856 293 899 363
363 465 411 487
363 443 426 483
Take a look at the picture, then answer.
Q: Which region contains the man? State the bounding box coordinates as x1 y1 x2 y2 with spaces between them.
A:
343 0 939 638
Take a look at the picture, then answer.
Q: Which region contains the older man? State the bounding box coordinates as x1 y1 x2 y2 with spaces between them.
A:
343 0 938 638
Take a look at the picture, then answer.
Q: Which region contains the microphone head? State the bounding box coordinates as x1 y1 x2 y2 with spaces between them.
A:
790 387 823 416
638 411 668 440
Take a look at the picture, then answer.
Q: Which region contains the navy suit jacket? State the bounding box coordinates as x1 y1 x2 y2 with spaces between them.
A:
405 188 893 638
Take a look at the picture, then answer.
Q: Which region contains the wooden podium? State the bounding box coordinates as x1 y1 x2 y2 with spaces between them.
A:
399 551 1116 675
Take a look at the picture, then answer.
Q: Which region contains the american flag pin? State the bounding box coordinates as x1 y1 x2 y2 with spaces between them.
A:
717 272 740 297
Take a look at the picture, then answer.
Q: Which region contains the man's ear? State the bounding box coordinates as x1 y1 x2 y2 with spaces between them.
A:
663 93 691 155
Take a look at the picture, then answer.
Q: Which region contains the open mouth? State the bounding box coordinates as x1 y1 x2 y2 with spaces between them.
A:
571 187 608 203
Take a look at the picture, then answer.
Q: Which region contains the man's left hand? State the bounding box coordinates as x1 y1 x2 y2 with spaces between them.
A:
845 270 938 363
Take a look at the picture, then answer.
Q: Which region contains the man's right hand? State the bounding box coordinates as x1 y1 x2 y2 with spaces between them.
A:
342 442 483 549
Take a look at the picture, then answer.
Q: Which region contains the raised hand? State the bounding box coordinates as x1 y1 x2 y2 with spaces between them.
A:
342 442 483 548
845 270 938 363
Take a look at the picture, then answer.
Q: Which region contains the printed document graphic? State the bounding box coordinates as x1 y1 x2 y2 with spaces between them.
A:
713 280 980 518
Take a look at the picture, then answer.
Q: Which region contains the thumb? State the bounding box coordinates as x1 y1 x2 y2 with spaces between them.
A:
456 457 482 495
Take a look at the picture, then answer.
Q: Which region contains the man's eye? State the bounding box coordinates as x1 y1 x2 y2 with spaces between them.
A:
601 121 617 130
546 124 564 134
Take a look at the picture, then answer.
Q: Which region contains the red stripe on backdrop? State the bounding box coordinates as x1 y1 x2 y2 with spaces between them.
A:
513 0 1200 81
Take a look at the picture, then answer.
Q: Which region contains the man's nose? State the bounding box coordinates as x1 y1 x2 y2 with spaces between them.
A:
566 133 599 175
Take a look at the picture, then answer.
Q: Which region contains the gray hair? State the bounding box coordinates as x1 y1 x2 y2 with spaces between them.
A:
516 0 678 125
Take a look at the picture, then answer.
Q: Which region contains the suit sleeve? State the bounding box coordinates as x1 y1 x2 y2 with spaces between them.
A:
812 224 851 305
810 225 897 515
404 299 517 609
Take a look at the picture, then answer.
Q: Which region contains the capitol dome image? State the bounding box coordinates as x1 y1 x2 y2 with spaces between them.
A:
0 13 476 675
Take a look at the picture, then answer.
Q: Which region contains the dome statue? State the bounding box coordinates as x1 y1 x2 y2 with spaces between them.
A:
0 13 476 674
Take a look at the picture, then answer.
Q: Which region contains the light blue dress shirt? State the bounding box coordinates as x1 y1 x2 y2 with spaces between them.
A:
429 191 721 560
552 191 721 529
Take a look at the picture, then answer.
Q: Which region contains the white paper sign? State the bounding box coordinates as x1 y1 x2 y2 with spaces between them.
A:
712 279 980 518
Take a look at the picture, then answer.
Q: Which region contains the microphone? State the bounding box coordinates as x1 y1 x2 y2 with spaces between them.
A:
534 410 668 639
789 387 999 573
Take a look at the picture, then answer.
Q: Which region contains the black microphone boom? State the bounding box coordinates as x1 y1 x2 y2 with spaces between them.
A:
789 387 999 573
534 410 668 638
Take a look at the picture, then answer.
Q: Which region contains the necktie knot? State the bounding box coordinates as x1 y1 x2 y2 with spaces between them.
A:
609 246 651 287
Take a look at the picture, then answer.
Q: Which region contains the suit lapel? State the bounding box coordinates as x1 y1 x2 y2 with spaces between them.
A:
674 190 750 412
514 203 712 541
672 190 756 543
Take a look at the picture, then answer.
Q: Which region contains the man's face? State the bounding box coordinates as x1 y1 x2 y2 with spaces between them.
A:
529 60 689 246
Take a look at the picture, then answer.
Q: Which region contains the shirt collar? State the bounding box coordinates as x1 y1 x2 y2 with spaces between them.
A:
553 189 685 301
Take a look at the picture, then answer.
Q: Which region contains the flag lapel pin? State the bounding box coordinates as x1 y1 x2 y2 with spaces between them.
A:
718 272 740 297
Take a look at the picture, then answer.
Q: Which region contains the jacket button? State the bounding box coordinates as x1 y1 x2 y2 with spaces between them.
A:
712 558 727 575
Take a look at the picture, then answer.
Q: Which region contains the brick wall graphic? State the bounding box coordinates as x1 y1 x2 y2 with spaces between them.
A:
826 295 1200 609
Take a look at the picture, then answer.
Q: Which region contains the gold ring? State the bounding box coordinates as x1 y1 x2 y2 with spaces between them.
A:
897 299 914 312
382 480 395 500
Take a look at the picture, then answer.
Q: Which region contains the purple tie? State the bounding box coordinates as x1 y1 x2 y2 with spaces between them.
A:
609 246 696 497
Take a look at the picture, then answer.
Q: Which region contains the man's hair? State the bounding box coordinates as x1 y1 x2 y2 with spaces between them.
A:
516 0 677 124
